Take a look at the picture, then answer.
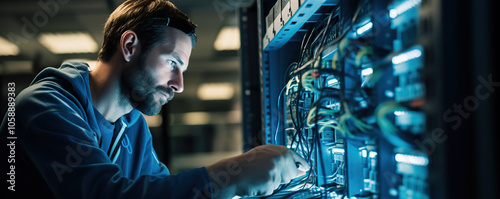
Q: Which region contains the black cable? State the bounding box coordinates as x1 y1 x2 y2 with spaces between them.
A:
316 8 339 59
323 0 364 50
292 1 363 75
277 0 367 197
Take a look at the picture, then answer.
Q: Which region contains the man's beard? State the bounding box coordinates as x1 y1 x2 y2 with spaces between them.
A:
120 57 174 116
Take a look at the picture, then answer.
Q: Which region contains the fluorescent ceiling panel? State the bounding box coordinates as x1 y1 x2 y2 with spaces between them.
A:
197 83 234 100
182 112 211 125
38 32 98 54
142 114 163 127
0 36 20 56
213 26 240 51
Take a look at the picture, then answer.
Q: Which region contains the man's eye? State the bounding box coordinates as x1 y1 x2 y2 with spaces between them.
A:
168 60 177 70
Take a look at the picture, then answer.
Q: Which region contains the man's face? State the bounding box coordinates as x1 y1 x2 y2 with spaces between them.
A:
121 27 192 116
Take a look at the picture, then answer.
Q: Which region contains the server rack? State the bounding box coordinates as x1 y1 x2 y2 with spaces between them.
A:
246 0 499 198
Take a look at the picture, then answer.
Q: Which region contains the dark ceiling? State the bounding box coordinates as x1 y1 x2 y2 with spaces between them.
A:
0 0 251 113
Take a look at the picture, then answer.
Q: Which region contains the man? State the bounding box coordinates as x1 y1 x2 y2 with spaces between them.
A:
0 0 309 198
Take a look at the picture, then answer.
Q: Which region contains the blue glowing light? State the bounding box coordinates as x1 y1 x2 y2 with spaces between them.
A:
332 148 345 154
389 0 422 19
394 110 407 116
327 78 339 87
392 48 422 65
361 67 373 77
356 22 373 35
395 153 428 166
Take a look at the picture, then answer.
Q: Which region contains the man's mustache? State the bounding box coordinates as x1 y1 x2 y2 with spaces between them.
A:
156 86 174 101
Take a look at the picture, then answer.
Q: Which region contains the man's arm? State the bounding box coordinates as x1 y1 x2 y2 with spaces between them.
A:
20 110 212 198
206 145 310 198
15 83 307 198
11 83 213 198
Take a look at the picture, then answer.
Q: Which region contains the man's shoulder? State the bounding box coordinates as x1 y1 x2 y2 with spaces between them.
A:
122 109 150 131
17 61 92 112
33 61 90 89
15 82 85 122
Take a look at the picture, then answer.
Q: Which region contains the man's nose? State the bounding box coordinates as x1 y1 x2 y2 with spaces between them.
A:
168 69 184 93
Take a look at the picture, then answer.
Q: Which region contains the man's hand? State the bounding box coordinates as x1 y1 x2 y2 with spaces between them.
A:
206 145 310 198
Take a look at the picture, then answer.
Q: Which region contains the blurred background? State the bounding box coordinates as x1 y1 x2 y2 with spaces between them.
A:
0 0 257 174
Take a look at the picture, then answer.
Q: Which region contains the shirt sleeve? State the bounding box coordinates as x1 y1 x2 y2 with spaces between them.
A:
15 88 213 198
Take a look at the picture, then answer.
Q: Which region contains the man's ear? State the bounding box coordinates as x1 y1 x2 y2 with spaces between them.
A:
120 30 140 62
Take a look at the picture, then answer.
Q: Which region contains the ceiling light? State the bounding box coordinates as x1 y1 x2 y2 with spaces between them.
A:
227 110 242 123
0 61 32 74
142 114 163 127
0 36 20 56
214 26 240 51
38 32 98 54
182 112 211 125
197 83 234 100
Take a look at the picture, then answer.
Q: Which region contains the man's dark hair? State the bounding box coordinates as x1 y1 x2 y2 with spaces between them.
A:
98 0 197 62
